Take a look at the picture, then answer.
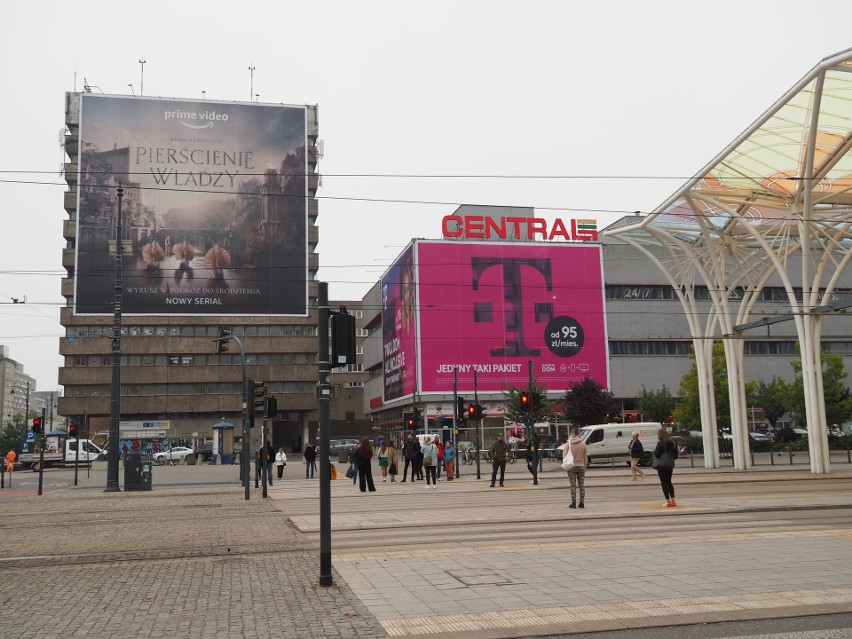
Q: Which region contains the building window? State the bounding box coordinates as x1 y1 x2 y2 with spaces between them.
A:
344 381 364 388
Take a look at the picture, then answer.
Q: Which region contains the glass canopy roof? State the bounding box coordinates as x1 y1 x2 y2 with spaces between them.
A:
610 50 852 248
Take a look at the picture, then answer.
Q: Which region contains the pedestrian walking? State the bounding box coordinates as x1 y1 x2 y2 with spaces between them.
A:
275 447 287 480
489 433 510 487
304 442 317 479
561 428 589 508
347 446 359 485
378 441 390 482
265 441 275 486
401 434 420 482
526 438 538 485
387 440 398 482
653 428 678 507
443 440 455 481
355 437 377 493
628 431 645 480
421 436 439 488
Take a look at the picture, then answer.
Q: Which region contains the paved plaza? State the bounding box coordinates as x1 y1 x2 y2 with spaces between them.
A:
1 459 852 638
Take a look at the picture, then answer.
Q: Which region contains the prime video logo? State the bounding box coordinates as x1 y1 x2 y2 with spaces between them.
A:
164 109 229 130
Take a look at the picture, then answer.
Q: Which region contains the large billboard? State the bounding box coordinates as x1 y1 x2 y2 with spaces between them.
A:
381 245 417 402
75 94 308 315
415 241 609 394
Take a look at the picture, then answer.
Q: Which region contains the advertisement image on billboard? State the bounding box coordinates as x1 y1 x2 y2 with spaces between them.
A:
75 94 308 316
381 245 417 402
416 241 608 394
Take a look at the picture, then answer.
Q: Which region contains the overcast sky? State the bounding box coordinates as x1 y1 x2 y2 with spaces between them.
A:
1 0 851 392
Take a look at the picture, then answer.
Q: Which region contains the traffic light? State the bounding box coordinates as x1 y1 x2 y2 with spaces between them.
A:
265 396 278 419
69 423 78 438
252 380 267 412
475 404 487 421
331 311 356 368
403 412 415 428
519 391 531 412
467 404 476 421
413 407 423 429
456 396 466 421
32 416 43 434
215 326 232 354
531 391 542 412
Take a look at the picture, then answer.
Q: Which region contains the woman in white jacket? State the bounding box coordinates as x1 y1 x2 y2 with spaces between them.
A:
421 436 440 489
275 448 287 480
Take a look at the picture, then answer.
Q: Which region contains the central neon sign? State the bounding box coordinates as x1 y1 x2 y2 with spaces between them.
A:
441 214 598 242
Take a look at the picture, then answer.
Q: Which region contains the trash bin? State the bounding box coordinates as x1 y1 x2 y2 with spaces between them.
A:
124 453 152 491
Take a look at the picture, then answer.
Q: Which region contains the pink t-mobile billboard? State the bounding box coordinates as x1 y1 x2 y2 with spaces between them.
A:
416 241 609 394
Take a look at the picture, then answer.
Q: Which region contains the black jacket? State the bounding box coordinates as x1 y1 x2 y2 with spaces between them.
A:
402 439 420 460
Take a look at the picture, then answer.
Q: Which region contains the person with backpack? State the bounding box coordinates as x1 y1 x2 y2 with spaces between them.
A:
653 428 678 507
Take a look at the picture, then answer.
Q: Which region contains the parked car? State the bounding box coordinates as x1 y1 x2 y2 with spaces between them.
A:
328 437 361 457
194 442 214 461
153 446 195 463
748 432 772 442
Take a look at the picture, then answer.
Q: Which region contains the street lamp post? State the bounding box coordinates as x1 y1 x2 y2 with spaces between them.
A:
106 183 124 493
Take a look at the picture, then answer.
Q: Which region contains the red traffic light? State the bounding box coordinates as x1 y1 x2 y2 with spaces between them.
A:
467 404 476 419
32 417 43 433
69 423 78 438
519 391 531 411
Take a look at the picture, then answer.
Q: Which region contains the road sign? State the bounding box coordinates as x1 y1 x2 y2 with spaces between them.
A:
22 443 29 452
26 431 35 442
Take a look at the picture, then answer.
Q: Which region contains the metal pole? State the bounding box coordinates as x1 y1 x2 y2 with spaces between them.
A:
474 370 481 479
318 282 333 587
37 408 45 495
453 367 459 479
105 183 124 492
528 360 538 485
261 420 268 498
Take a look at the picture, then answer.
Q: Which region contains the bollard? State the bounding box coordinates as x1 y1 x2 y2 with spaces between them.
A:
770 444 775 466
789 446 794 465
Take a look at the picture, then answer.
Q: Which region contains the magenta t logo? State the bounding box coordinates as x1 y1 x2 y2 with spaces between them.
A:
471 256 553 356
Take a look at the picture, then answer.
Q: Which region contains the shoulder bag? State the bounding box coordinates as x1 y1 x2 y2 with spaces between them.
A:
561 442 575 471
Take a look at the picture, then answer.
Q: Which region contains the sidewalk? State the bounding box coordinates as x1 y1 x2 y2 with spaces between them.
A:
3 462 852 638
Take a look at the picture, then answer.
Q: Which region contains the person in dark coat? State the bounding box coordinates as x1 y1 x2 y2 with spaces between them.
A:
355 437 377 493
401 434 420 482
629 431 645 480
304 442 317 479
653 428 678 507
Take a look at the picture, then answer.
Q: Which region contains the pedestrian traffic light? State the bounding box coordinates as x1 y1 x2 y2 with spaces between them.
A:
413 407 423 428
519 391 531 412
475 404 487 421
215 326 231 354
456 396 466 421
69 423 78 438
252 380 267 411
467 403 476 420
265 396 278 419
32 416 43 434
403 412 415 428
531 391 542 412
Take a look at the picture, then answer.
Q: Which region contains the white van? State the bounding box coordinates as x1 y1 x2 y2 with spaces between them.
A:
580 422 662 466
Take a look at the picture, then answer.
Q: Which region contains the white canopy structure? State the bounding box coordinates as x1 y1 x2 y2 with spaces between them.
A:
606 48 852 473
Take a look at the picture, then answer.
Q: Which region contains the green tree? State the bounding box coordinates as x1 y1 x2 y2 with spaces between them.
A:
562 376 620 427
637 385 677 424
0 414 27 457
745 376 789 428
786 350 852 427
677 342 730 432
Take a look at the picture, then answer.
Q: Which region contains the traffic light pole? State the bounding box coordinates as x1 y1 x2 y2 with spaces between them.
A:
105 183 124 493
318 282 333 587
528 360 538 486
37 408 46 496
474 370 481 480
